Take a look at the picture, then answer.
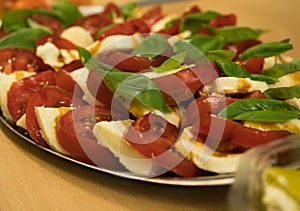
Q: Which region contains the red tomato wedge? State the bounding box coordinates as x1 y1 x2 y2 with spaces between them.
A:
141 6 163 27
28 14 64 35
36 35 77 50
56 105 125 170
25 86 87 147
0 48 52 74
98 19 150 40
191 114 290 150
7 70 56 121
125 113 206 177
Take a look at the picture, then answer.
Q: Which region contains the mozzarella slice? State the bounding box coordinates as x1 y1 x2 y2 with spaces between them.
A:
35 106 72 155
243 119 300 134
175 127 241 173
69 67 100 105
93 120 166 177
0 71 35 122
203 77 269 95
269 71 300 88
285 97 300 109
151 14 178 32
36 42 79 69
263 56 293 70
61 26 94 48
16 114 27 130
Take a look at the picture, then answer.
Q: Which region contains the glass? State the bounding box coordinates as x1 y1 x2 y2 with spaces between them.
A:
227 134 300 211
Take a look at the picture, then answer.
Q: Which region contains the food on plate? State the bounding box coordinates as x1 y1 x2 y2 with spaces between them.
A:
262 167 300 211
0 1 299 179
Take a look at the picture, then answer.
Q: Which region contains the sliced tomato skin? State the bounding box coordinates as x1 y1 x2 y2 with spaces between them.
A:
25 86 87 147
239 57 264 74
7 70 56 121
209 14 237 28
0 48 52 73
223 39 262 60
55 69 84 98
36 35 77 50
29 14 64 35
191 114 290 150
57 60 83 73
141 6 163 27
98 19 150 40
56 105 125 170
125 113 205 177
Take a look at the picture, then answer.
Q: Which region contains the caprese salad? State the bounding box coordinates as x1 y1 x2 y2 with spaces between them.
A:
0 1 299 178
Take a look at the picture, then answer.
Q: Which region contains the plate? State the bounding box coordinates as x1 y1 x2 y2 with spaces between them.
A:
0 113 234 186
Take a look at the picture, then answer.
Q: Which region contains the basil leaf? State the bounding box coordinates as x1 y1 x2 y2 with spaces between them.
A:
219 98 300 122
1 9 55 32
173 39 205 61
150 51 187 72
180 11 220 34
215 60 277 84
264 84 300 100
206 50 236 61
210 26 265 44
51 1 82 27
240 40 293 61
165 18 177 29
0 28 51 51
261 57 300 78
187 35 223 54
27 19 53 34
132 34 168 58
232 110 300 122
78 47 92 65
86 58 171 113
120 2 137 20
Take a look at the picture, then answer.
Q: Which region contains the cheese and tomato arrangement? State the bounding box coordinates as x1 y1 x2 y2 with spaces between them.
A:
0 1 299 178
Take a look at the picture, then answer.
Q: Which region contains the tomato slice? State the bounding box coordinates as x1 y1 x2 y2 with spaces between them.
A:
55 69 84 98
56 105 125 170
36 35 77 50
223 39 262 60
7 70 56 121
141 6 163 27
25 86 87 147
98 19 150 40
72 13 113 38
57 60 83 73
209 14 237 28
191 114 290 150
0 48 52 74
28 14 64 35
125 113 205 177
102 2 121 17
239 57 264 74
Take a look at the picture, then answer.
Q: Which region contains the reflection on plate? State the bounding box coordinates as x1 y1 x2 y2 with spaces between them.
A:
0 114 234 186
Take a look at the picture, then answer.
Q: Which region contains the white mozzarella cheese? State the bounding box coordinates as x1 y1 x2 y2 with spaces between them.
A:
140 64 194 79
263 56 293 70
269 71 300 88
61 26 94 48
151 14 178 32
243 119 300 134
16 114 27 130
175 127 241 174
0 71 35 122
69 67 100 105
36 42 79 69
285 97 300 109
203 77 269 95
35 106 72 155
93 120 166 177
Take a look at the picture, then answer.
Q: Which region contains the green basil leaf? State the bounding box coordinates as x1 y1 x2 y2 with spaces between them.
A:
219 98 300 122
206 50 236 61
210 26 266 44
165 18 178 29
261 57 300 78
1 9 55 32
264 84 300 100
27 19 53 34
120 2 137 20
51 0 82 27
240 40 293 61
86 58 171 113
77 47 92 65
188 35 223 54
180 11 220 34
231 110 300 122
215 60 277 84
173 39 205 61
95 23 117 39
132 34 168 58
0 28 51 51
150 51 187 72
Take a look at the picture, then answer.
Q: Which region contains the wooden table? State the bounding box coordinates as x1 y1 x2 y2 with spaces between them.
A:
0 0 299 210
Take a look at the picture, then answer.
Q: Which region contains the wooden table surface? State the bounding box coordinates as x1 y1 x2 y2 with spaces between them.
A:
1 0 299 210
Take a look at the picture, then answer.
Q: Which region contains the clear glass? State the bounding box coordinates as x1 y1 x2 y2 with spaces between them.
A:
227 134 300 211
